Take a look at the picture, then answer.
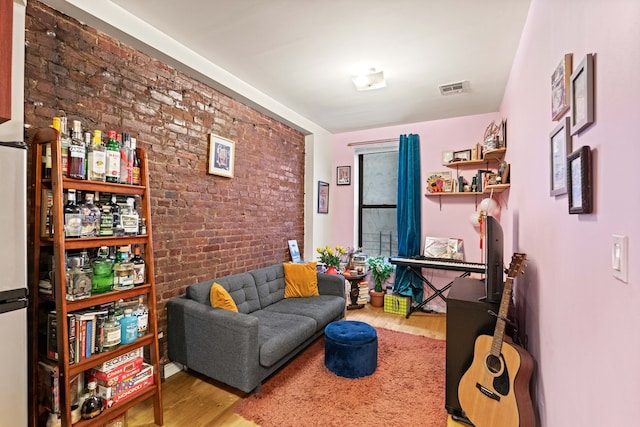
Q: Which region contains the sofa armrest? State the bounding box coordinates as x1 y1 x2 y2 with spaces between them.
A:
317 273 346 299
167 296 260 375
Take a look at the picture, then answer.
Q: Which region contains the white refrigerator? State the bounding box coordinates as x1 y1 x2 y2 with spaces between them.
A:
0 141 28 425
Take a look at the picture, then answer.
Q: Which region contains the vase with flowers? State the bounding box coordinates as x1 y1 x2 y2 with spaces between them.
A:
316 245 346 274
366 256 394 307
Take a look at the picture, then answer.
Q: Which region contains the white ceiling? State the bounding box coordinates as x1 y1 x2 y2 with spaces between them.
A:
52 0 532 134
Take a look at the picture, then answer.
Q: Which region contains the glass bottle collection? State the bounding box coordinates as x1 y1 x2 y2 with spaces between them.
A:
39 116 155 424
42 116 141 185
58 191 142 239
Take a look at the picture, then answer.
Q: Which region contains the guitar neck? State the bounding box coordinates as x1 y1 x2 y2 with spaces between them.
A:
489 253 526 358
490 277 514 357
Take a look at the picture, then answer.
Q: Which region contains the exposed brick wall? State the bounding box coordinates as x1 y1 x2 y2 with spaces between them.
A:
25 1 305 360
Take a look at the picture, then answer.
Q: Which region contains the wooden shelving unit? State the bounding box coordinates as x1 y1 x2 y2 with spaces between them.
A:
29 128 163 426
424 183 510 197
443 148 506 168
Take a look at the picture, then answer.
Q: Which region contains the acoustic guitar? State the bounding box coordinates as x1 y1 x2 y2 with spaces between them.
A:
458 253 535 427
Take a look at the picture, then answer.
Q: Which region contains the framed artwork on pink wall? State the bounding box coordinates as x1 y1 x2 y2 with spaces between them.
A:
551 54 572 121
550 117 571 196
567 145 592 214
570 53 595 135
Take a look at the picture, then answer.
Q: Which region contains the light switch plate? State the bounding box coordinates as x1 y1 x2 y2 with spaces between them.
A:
612 234 628 283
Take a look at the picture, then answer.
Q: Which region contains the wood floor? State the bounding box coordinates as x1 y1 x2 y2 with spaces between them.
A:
127 305 466 427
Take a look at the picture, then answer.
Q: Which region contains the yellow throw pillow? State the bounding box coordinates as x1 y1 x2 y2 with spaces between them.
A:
210 282 238 312
284 262 319 298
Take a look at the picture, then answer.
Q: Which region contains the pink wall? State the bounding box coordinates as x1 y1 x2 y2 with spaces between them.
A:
332 112 500 309
499 0 640 425
332 1 640 425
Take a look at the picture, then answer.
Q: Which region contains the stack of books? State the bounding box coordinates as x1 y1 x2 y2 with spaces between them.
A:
357 280 369 305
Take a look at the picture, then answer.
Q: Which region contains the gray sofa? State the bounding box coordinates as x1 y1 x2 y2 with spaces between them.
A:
166 263 346 393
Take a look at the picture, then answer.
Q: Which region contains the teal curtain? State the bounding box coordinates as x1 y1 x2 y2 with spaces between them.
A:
393 134 423 302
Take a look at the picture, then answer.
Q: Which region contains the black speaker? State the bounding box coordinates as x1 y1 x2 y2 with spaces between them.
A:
445 277 499 420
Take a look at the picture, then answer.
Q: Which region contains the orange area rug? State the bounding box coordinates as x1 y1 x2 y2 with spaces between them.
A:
235 327 447 426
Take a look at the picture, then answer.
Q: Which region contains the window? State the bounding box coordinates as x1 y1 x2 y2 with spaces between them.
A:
358 151 398 256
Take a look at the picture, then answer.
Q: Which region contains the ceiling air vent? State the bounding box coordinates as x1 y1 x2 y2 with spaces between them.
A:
438 81 467 96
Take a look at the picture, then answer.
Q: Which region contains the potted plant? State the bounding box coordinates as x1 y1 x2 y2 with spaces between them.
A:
366 256 393 307
316 245 346 274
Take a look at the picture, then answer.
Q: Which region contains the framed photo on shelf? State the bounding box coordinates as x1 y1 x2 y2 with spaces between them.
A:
550 117 572 196
317 181 329 214
208 134 235 178
570 53 594 135
567 146 592 214
336 166 351 185
551 53 572 121
442 150 454 165
452 149 472 162
426 171 452 193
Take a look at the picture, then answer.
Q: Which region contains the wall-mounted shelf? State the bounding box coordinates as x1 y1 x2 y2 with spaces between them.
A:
443 148 506 168
425 183 510 198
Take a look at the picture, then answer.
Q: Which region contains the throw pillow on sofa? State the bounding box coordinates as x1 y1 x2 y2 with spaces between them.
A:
284 262 319 298
210 282 238 312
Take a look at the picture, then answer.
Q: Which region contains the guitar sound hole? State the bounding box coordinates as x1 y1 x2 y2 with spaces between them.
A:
486 354 502 374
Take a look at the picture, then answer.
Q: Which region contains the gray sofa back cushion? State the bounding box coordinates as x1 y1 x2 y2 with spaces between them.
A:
250 264 285 308
186 272 261 314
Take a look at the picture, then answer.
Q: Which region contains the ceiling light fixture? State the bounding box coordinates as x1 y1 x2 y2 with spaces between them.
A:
352 68 386 91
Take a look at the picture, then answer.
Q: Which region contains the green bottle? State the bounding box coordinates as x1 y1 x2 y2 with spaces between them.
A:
105 130 120 183
91 246 113 294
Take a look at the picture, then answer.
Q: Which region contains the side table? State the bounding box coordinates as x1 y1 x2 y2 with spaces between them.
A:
343 272 367 310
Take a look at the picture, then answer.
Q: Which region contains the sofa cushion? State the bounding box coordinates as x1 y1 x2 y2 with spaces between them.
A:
250 264 286 308
250 310 317 367
187 272 260 314
283 262 319 298
210 283 238 312
264 295 346 332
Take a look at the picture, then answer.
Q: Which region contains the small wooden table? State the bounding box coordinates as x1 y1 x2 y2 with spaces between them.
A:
343 272 367 310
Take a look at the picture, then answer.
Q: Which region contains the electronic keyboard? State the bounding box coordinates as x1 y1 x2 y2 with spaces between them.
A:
390 256 486 274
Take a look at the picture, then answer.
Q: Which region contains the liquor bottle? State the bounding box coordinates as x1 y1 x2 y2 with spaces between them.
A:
80 381 103 420
102 307 121 352
119 132 133 185
99 200 113 237
105 130 120 183
133 295 148 337
66 255 91 301
63 189 82 238
80 192 101 237
113 246 134 290
59 116 70 178
131 137 141 185
68 120 86 179
87 129 106 182
44 117 59 179
110 195 124 236
131 245 145 286
121 197 139 236
119 309 138 345
91 246 113 294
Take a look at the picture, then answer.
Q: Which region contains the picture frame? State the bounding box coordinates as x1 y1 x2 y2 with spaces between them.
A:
426 171 453 193
551 53 572 121
208 134 235 178
550 117 572 196
567 146 592 214
317 181 329 214
442 150 454 165
570 53 594 135
287 239 303 263
336 166 351 185
452 149 472 162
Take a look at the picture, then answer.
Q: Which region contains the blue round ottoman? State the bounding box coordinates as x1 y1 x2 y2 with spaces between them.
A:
324 320 378 378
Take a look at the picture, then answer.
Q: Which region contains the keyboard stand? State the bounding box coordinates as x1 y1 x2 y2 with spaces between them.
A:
402 264 471 318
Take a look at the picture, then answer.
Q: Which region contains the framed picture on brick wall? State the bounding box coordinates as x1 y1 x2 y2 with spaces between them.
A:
208 134 235 178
